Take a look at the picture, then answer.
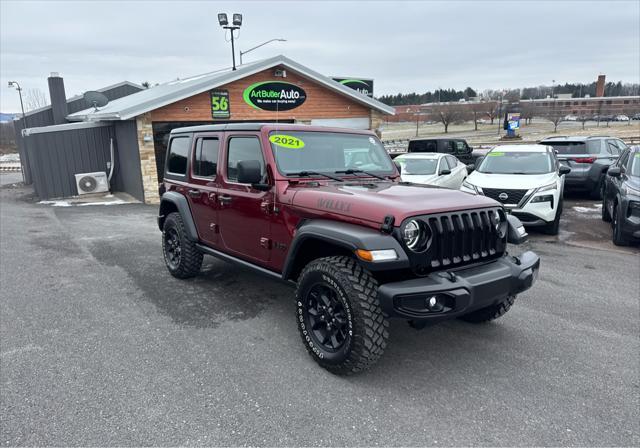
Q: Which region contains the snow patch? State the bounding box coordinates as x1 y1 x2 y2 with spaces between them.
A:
77 200 127 207
573 204 602 213
38 200 72 207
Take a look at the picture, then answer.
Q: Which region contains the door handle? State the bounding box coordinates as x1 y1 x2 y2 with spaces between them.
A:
219 194 233 205
188 189 201 198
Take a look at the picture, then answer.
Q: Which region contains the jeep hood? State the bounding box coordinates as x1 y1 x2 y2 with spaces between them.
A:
288 181 499 225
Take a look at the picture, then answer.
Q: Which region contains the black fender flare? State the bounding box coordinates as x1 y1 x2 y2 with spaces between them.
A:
158 191 199 242
282 220 410 281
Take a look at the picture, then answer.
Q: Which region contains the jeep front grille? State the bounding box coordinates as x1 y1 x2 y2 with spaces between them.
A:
401 207 506 274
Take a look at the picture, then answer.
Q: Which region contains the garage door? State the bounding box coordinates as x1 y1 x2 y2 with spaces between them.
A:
309 117 370 130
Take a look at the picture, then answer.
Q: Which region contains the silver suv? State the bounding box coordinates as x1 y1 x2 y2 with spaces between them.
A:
539 136 628 199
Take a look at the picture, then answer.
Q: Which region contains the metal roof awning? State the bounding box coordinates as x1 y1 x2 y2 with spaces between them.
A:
67 55 395 122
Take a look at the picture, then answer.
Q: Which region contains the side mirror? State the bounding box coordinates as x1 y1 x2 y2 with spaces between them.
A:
506 215 528 244
393 160 402 174
559 165 571 176
466 163 475 173
607 166 621 178
236 160 267 189
439 169 451 176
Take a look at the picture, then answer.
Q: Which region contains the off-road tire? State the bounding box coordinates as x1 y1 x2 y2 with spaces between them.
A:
601 196 611 222
612 203 628 246
459 295 516 323
162 212 203 278
295 256 388 375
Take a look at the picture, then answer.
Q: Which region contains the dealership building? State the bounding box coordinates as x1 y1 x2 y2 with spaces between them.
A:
15 55 393 203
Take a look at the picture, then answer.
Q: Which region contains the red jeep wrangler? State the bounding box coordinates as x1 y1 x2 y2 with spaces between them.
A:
158 123 539 374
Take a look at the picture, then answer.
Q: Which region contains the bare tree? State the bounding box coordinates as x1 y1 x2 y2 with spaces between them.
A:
536 104 564 132
623 105 640 125
24 88 49 111
482 101 499 124
519 102 536 126
425 103 468 133
576 111 590 130
468 102 487 131
0 121 17 154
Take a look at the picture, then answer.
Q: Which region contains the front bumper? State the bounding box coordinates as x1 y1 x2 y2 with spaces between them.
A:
620 198 640 240
377 251 540 321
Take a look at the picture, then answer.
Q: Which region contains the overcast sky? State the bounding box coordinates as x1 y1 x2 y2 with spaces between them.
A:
1 0 639 112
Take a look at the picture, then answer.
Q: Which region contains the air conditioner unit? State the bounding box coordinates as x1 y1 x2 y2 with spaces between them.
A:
74 172 109 195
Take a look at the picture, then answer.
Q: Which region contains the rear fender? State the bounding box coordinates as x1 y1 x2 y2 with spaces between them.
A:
158 191 198 241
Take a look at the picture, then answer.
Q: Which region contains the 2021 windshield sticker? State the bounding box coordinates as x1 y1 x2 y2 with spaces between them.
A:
269 134 305 149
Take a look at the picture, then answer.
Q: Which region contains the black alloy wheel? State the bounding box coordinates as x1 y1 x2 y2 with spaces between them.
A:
304 283 350 351
164 227 182 270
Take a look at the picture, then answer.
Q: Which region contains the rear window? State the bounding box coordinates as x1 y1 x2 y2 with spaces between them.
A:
544 141 600 155
167 137 190 175
408 140 437 153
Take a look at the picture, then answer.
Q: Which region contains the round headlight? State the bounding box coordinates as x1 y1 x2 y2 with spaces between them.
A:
403 219 429 251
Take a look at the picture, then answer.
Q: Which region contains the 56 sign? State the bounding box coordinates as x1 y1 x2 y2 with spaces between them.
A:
210 90 230 119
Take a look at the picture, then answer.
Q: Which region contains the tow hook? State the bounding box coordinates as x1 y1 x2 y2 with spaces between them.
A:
437 271 457 282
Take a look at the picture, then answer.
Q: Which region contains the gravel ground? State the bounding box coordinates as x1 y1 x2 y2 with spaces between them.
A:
1 177 638 446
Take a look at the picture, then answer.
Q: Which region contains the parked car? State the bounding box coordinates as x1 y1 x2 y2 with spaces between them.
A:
563 114 578 121
602 146 640 245
539 136 627 199
632 113 640 121
461 144 570 235
404 137 488 165
158 123 539 374
614 114 630 122
393 152 468 189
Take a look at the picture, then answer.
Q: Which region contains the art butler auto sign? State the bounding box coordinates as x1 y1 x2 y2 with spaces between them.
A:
243 81 307 111
332 78 374 98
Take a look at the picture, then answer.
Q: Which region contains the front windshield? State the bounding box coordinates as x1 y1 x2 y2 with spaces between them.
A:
631 152 640 177
269 131 394 175
395 157 438 175
478 151 554 174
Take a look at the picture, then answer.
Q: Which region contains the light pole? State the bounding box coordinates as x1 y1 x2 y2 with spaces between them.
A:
497 91 504 137
8 81 26 128
8 81 27 182
240 38 286 65
218 13 242 70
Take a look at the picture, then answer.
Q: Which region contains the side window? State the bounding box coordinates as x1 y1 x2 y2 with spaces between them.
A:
425 141 437 152
455 141 466 154
443 141 454 153
617 150 630 170
166 136 190 175
607 140 620 155
446 155 457 169
194 137 219 178
226 137 265 182
616 139 629 152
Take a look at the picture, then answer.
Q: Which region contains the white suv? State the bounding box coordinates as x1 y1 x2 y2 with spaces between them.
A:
461 144 571 235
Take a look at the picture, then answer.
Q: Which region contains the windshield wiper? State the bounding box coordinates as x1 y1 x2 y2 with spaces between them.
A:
334 169 387 180
286 171 344 182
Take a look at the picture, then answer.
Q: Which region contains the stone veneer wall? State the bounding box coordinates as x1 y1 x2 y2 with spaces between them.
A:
370 110 386 137
136 113 160 204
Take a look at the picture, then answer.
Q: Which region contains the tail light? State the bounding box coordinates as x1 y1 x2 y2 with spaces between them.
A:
571 157 596 164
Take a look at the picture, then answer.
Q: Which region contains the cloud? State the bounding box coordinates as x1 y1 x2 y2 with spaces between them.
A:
1 0 638 112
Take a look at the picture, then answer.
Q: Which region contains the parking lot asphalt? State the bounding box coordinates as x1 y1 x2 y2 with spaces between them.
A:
1 177 638 446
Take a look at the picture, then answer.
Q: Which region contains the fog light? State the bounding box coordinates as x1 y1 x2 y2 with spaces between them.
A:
426 295 444 312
